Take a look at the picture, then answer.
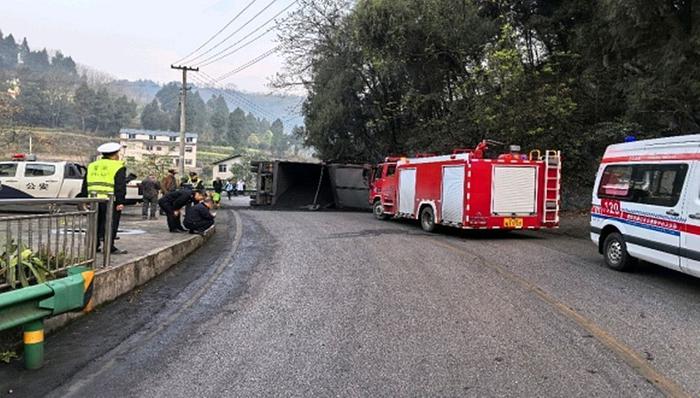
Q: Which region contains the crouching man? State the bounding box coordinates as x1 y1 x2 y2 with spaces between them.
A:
159 188 205 233
184 197 215 235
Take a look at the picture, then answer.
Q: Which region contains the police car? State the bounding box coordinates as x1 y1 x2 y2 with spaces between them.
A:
0 153 142 202
591 134 700 278
0 154 85 198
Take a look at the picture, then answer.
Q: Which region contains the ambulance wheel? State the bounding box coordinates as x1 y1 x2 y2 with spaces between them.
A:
373 200 388 220
603 232 635 271
420 206 436 232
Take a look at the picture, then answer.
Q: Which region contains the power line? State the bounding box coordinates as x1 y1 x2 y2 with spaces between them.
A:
173 0 258 65
196 0 298 68
186 0 281 65
210 46 281 83
193 73 278 121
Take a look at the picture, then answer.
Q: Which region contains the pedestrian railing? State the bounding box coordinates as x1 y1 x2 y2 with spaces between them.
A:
0 197 108 291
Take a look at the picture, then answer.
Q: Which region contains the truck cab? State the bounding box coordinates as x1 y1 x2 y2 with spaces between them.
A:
369 159 398 219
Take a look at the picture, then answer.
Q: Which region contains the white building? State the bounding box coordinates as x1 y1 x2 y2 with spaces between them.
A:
211 155 242 181
119 128 198 168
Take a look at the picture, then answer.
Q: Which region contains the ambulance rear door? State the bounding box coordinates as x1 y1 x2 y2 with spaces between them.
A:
681 159 700 277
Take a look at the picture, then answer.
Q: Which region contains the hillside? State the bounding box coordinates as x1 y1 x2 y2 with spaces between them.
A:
110 79 304 129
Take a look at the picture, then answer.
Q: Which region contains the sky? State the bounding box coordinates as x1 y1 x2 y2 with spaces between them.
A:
0 0 298 93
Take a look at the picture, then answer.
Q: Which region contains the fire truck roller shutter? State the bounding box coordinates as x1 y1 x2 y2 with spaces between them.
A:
492 166 537 216
398 168 417 215
441 166 465 223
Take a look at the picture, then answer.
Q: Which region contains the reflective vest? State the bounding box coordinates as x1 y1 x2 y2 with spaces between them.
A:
86 158 124 198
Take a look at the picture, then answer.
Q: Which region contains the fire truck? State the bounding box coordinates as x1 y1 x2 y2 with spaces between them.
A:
369 141 561 232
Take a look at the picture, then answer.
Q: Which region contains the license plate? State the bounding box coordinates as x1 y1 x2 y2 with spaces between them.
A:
503 218 523 228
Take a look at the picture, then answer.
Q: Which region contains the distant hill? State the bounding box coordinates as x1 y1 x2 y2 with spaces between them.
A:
105 79 305 130
197 87 304 130
107 79 162 105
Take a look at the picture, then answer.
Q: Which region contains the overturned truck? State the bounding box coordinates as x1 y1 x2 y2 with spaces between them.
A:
250 161 371 210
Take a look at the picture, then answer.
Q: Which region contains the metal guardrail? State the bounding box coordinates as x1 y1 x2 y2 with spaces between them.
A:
0 197 108 291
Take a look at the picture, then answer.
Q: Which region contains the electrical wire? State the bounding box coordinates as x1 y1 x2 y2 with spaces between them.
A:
210 46 281 83
187 0 282 65
196 0 298 68
192 73 278 121
173 0 258 65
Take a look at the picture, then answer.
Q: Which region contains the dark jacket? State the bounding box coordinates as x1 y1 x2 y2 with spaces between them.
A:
78 165 127 206
159 188 193 210
140 179 161 199
184 203 215 231
213 179 223 193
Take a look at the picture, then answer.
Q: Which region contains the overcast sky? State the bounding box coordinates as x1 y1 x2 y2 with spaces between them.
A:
0 0 296 93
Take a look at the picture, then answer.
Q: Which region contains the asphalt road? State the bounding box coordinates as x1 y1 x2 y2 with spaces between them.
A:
3 206 700 397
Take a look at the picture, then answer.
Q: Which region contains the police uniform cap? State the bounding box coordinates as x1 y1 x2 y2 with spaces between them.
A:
97 142 122 154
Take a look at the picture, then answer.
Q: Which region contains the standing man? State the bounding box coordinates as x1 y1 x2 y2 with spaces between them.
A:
224 179 234 200
213 176 223 195
140 174 161 220
161 169 178 194
189 172 205 190
79 142 127 255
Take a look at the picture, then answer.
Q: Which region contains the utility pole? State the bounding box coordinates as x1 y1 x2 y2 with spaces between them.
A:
170 64 199 176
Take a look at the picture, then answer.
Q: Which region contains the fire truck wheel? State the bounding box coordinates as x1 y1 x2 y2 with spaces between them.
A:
373 201 388 220
603 232 635 271
420 206 436 232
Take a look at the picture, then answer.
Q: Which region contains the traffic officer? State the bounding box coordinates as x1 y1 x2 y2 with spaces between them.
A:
79 142 128 254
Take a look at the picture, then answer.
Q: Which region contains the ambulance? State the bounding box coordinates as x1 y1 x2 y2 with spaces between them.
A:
591 134 700 277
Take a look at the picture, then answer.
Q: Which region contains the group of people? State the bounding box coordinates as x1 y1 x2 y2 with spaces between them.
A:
213 177 246 200
80 142 218 256
155 169 216 234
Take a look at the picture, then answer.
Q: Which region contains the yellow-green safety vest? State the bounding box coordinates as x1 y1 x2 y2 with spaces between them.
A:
86 158 124 198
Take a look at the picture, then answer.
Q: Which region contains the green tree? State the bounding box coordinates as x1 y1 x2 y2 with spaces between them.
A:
141 99 171 131
0 32 18 69
270 118 289 156
227 107 247 146
74 83 95 131
207 94 229 143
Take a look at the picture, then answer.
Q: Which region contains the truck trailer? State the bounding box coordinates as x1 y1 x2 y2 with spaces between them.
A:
369 141 561 232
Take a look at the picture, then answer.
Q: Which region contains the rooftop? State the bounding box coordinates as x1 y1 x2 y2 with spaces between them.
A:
120 128 198 139
212 154 242 165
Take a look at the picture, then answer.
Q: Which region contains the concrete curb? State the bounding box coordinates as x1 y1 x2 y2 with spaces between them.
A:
44 227 215 333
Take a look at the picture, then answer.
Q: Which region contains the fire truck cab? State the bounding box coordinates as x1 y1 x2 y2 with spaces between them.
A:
369 141 562 232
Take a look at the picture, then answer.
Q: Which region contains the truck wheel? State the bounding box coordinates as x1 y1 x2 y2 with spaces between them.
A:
373 200 388 220
420 206 436 232
603 232 635 271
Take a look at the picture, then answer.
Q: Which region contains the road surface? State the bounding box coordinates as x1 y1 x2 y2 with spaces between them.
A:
3 205 700 397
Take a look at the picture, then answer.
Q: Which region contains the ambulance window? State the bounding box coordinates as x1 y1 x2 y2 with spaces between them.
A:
24 164 56 177
598 166 632 199
386 165 396 176
632 164 687 207
0 163 17 177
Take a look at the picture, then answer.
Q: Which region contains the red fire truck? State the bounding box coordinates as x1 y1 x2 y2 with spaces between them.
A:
368 141 561 232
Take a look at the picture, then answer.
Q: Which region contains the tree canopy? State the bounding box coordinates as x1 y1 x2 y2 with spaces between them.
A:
277 0 700 190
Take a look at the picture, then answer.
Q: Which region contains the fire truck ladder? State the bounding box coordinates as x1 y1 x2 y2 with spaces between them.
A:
543 150 561 224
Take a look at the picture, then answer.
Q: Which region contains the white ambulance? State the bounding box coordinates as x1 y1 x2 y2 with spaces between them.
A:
591 134 700 277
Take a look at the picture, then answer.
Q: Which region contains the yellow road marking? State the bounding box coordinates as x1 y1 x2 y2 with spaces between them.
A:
23 330 44 345
432 239 691 398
